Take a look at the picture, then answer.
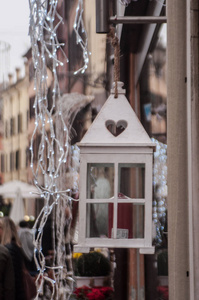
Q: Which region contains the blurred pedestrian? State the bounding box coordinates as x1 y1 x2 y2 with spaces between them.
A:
0 219 15 300
0 217 26 300
18 220 36 275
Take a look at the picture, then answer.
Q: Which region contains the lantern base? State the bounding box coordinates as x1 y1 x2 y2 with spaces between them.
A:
74 244 155 254
74 245 90 253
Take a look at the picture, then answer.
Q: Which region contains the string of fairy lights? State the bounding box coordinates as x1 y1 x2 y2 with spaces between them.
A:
28 0 89 298
152 138 167 245
73 0 90 75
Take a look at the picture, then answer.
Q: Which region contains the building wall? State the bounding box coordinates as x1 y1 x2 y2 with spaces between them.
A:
2 72 29 182
167 0 189 299
190 0 199 298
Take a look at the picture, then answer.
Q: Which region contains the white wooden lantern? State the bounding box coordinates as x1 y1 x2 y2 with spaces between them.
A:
75 82 156 254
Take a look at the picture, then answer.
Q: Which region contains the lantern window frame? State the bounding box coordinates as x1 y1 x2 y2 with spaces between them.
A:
76 145 154 254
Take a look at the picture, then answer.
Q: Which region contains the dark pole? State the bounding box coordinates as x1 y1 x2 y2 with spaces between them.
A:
96 0 110 33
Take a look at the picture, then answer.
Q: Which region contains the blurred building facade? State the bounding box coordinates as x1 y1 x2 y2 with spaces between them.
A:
0 0 198 299
0 67 29 183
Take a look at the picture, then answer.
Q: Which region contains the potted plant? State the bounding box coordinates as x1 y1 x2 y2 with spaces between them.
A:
73 286 114 299
73 251 111 288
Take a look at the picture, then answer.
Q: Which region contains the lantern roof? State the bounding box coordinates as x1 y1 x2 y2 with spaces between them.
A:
80 82 155 148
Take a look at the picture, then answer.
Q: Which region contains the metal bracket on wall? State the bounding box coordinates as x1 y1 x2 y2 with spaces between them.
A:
96 0 166 33
109 16 167 24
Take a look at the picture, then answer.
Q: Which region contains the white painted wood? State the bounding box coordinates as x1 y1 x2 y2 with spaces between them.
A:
78 159 87 245
80 82 155 147
74 246 90 253
81 153 152 163
76 83 154 253
139 247 155 254
113 163 118 239
144 156 153 247
79 146 154 154
75 238 146 248
85 198 145 204
74 276 108 288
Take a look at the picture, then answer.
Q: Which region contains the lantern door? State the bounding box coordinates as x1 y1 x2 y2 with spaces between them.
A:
76 149 154 253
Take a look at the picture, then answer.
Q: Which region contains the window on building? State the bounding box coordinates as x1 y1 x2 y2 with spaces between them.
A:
10 117 15 136
6 154 8 172
10 152 14 171
26 146 30 167
5 120 9 138
29 96 35 119
0 98 3 122
18 114 23 133
9 153 12 171
16 150 20 170
1 154 4 173
33 134 41 162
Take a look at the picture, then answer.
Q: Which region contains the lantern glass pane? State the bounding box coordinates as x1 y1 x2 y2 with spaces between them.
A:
87 163 114 199
86 203 113 238
117 203 145 239
118 163 145 199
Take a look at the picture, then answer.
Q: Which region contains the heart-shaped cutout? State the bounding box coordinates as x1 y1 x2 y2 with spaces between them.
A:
105 120 128 137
